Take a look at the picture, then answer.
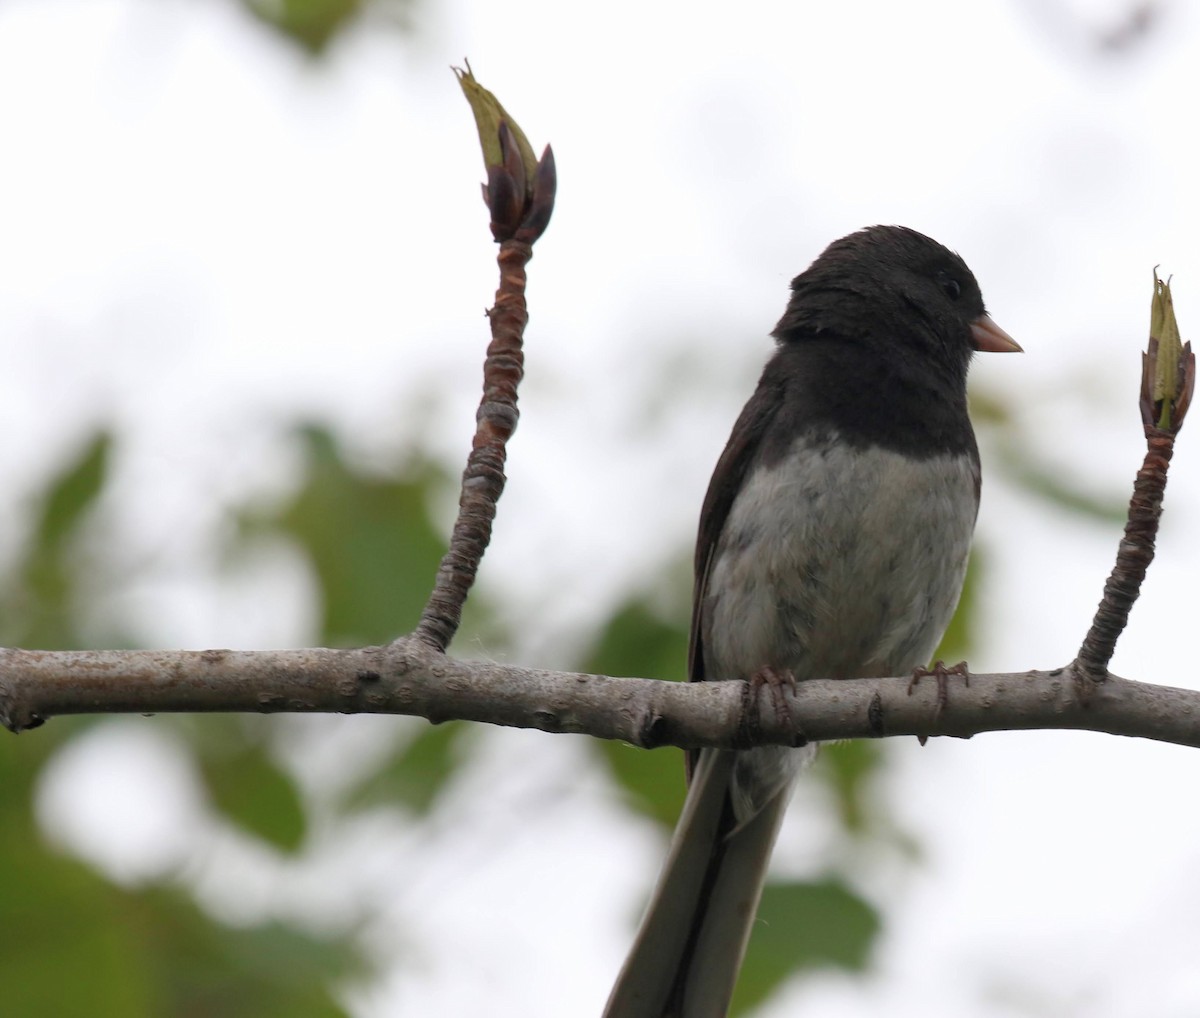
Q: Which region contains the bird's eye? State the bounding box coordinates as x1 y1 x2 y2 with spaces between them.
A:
941 277 961 300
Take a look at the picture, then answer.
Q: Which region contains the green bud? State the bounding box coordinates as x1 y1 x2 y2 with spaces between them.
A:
1151 270 1183 429
454 61 538 201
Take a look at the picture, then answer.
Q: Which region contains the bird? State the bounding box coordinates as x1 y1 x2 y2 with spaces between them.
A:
602 225 1021 1018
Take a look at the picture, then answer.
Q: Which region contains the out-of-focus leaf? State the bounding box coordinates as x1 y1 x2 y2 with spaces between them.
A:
933 547 982 666
241 0 360 54
0 832 156 1014
582 597 690 825
195 725 304 849
582 596 689 685
0 729 155 1014
239 0 415 55
141 887 359 1018
968 389 1013 426
975 385 1125 522
599 740 687 829
813 740 885 835
3 432 111 648
731 878 881 1015
343 720 473 814
2 738 354 1017
240 426 449 646
34 432 110 550
1000 456 1127 523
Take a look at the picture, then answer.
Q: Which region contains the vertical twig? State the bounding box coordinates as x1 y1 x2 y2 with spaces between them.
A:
1076 273 1195 680
414 239 531 652
411 66 557 653
1076 430 1178 678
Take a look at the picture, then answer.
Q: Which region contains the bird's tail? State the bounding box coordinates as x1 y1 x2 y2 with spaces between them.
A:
602 749 790 1018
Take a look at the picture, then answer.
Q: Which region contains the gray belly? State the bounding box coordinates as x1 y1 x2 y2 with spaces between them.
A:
700 437 979 820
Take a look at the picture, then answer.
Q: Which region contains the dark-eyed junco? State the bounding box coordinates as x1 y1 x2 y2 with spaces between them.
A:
603 226 1021 1018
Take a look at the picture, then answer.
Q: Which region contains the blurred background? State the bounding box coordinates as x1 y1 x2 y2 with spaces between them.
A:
2 0 1200 1015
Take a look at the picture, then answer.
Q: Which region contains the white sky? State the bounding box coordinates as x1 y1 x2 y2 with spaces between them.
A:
7 0 1200 1016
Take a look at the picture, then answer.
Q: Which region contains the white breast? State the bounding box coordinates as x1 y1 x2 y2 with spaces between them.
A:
702 438 978 685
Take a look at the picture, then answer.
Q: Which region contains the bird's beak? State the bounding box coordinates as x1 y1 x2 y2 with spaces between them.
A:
971 314 1023 353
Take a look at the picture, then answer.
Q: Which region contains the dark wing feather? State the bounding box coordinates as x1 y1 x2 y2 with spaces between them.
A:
687 371 785 686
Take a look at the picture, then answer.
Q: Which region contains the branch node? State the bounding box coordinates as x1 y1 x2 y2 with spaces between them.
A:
867 691 885 737
640 711 670 749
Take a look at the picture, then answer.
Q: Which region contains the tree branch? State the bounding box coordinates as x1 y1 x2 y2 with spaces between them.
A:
2 642 1198 750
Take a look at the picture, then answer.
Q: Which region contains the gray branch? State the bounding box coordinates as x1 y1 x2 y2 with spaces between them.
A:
1 639 1196 749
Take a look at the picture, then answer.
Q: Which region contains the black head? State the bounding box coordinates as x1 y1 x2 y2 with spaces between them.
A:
772 226 1017 388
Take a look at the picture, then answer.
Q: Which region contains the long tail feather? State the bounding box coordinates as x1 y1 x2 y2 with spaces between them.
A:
603 750 791 1018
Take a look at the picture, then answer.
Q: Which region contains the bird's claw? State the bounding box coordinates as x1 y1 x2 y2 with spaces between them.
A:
908 660 969 744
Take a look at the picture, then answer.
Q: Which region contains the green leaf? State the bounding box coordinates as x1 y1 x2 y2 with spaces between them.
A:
0 730 156 1015
731 878 881 1015
582 596 691 825
34 432 110 551
2 432 112 648
0 837 157 1015
932 547 982 666
240 0 361 54
599 740 688 828
240 426 450 647
139 888 359 1018
199 735 307 853
813 740 885 835
3 732 353 1016
343 720 473 815
581 596 689 684
993 448 1127 524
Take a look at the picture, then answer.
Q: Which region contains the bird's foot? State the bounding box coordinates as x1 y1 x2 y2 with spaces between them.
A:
907 660 969 744
747 666 797 728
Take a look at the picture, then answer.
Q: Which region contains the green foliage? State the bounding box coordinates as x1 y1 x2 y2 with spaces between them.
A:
237 425 482 821
0 424 474 1015
196 718 308 852
0 808 358 1018
343 719 473 814
582 597 690 826
239 426 449 647
933 549 981 666
1 432 111 649
238 0 415 55
137 892 359 1018
814 739 885 836
600 739 688 828
0 807 158 1015
731 879 881 1015
0 427 367 1008
582 595 690 685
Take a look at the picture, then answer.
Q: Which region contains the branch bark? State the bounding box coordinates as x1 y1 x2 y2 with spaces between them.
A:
3 642 1198 750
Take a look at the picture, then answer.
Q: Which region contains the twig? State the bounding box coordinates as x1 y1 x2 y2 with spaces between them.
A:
1076 273 1195 680
413 67 556 652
